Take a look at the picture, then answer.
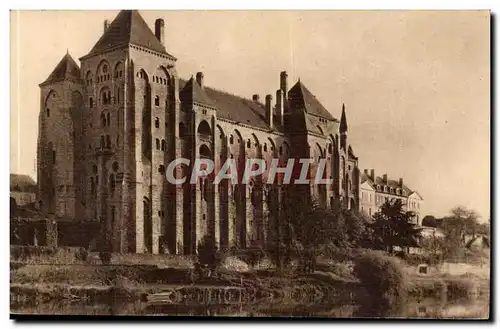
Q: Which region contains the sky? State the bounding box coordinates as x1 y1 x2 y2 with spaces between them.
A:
10 10 490 220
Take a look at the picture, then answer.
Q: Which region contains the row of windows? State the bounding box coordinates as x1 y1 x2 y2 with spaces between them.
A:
376 185 405 196
88 90 122 109
153 76 167 85
97 74 111 83
318 118 328 124
155 138 166 151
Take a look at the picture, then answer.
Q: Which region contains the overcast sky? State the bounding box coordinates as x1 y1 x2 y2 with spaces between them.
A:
10 10 490 220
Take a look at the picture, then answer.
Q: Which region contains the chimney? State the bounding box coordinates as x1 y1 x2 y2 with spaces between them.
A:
383 174 388 183
370 169 375 181
265 94 273 128
155 18 165 45
399 178 404 187
252 94 260 103
276 89 284 126
280 71 288 93
196 72 204 89
104 20 109 33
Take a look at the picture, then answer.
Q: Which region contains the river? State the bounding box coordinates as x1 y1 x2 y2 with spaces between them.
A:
11 294 489 319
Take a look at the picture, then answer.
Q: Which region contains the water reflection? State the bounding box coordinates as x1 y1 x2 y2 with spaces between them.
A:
11 294 489 318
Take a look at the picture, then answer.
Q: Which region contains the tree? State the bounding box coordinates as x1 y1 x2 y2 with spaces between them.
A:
422 215 437 227
437 206 481 259
371 199 422 253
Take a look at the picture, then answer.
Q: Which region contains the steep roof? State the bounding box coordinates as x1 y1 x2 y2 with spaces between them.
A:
288 80 335 121
10 174 36 193
40 52 81 86
85 10 174 59
179 77 216 108
360 172 415 197
179 79 282 131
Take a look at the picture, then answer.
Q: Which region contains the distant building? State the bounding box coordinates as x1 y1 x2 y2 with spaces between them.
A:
359 169 423 225
10 174 37 207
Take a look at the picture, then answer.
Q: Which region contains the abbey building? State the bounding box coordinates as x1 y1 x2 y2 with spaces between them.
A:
37 10 361 254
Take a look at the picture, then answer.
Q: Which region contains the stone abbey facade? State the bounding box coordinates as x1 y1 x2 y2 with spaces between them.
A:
37 10 361 255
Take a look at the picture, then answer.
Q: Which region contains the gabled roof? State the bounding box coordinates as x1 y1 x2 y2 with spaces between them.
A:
348 145 357 160
179 77 216 108
288 80 335 121
10 174 36 193
408 191 424 200
85 10 174 59
179 79 282 132
362 172 416 197
40 52 81 86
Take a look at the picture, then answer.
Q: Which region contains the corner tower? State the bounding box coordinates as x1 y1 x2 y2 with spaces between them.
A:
37 52 84 218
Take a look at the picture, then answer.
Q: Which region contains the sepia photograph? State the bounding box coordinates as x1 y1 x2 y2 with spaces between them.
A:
9 9 490 319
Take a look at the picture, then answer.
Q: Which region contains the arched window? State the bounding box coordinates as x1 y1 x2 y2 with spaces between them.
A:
89 97 93 108
155 117 160 128
155 96 160 106
155 138 160 150
161 139 166 151
247 139 251 148
46 108 50 117
109 174 115 193
229 135 234 145
101 113 106 127
263 143 267 152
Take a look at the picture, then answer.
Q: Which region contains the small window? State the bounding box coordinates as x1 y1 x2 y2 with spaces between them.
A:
158 165 165 174
107 113 111 126
109 174 115 193
202 109 207 115
161 140 166 151
103 64 108 73
279 146 283 155
46 108 50 117
93 164 98 174
106 135 111 148
155 138 160 150
247 139 251 148
229 135 234 145
155 96 160 106
155 117 160 128
263 143 268 152
100 136 105 148
112 161 119 172
52 150 56 164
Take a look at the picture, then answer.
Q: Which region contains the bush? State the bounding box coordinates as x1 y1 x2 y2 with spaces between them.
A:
76 248 88 262
99 252 112 265
197 236 218 268
353 250 408 316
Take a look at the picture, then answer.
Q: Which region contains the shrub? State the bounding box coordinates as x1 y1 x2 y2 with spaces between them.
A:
76 248 88 262
99 252 112 265
353 250 408 316
197 236 218 268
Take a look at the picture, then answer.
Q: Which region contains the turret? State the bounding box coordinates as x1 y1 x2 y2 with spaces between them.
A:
340 103 348 149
